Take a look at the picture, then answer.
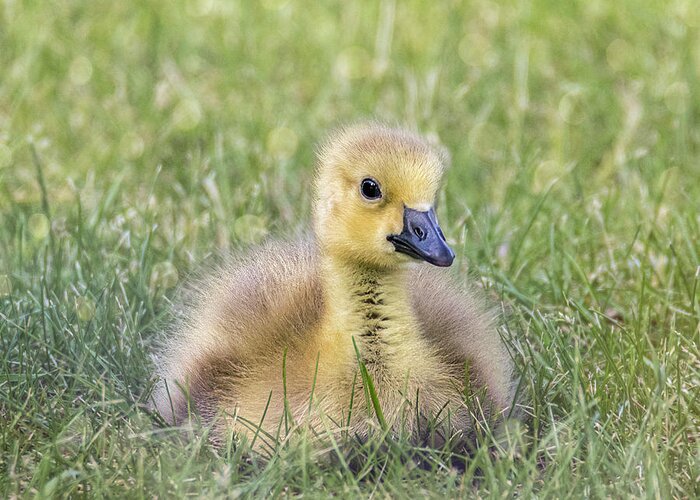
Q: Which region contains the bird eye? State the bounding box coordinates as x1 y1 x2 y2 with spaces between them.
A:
360 178 382 201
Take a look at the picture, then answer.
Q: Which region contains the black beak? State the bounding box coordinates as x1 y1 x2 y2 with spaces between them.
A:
387 207 455 267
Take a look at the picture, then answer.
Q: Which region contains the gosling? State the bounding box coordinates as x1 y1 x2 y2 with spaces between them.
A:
151 123 515 448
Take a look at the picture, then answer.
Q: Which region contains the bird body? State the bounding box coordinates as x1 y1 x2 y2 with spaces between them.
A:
152 124 515 447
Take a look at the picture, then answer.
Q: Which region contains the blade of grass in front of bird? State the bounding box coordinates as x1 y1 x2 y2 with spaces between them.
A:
352 336 387 431
282 347 291 436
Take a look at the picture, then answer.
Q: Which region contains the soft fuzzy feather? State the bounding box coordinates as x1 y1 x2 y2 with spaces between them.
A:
150 124 516 447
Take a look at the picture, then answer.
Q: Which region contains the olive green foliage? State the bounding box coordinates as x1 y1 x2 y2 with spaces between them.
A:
1 0 699 497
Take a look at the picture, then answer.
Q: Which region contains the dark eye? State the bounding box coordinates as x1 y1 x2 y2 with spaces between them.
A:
360 178 382 201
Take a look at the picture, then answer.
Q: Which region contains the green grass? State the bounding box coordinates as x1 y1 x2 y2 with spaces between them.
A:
1 0 699 496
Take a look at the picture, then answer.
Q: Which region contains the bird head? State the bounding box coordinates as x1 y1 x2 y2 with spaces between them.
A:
313 123 454 270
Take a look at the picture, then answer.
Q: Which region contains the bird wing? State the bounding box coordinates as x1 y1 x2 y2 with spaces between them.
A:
408 265 516 413
151 236 323 423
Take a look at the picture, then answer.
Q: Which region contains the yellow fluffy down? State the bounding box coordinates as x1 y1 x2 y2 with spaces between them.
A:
150 123 516 448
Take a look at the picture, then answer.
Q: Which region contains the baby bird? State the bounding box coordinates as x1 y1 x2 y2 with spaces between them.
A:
151 123 515 448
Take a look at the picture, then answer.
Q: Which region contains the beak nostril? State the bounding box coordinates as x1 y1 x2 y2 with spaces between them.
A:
413 226 425 240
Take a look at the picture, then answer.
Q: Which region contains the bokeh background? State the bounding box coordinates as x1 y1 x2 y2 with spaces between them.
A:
1 0 699 496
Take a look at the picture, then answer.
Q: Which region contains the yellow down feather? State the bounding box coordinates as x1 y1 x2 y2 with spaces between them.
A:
151 123 515 448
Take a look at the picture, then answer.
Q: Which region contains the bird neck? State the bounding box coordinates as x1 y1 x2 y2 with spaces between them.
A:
320 255 416 345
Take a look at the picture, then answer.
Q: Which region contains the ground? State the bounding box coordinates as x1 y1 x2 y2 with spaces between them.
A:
1 0 699 497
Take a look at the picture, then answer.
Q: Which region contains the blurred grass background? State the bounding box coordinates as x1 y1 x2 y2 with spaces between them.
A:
1 0 699 496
